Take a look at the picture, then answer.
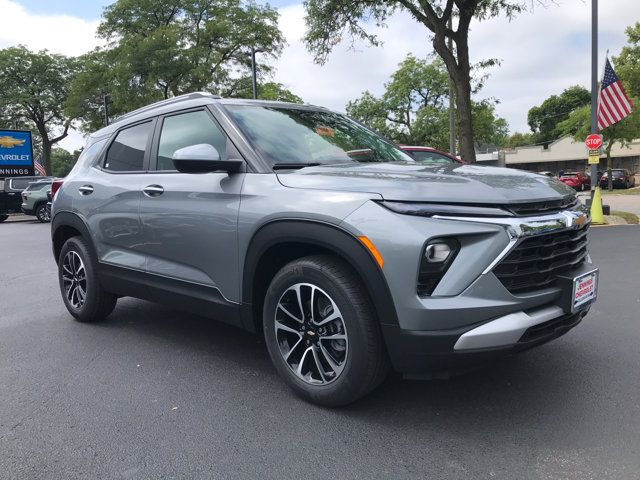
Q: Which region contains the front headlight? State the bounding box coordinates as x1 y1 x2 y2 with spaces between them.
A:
378 201 513 218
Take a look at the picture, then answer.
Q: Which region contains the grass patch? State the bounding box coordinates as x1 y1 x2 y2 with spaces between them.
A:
611 210 639 224
601 186 640 195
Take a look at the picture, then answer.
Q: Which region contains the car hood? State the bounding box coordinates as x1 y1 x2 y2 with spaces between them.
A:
276 162 575 204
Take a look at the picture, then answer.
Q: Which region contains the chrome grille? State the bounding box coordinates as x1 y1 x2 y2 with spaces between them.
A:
494 225 589 294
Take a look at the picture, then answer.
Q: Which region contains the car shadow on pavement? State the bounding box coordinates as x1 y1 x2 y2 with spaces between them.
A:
96 297 595 432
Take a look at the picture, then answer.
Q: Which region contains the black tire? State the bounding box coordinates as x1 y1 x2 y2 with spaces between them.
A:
58 236 117 322
0 214 8 223
35 203 50 223
263 255 389 407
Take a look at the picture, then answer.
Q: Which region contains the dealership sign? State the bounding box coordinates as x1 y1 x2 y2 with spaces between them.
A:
0 130 34 176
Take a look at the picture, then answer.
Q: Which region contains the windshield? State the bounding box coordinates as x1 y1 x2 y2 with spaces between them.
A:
561 173 578 178
225 105 413 167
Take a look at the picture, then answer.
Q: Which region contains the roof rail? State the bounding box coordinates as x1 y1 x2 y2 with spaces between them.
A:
115 92 221 123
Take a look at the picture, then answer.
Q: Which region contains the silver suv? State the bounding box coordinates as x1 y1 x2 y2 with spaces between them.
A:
51 93 598 406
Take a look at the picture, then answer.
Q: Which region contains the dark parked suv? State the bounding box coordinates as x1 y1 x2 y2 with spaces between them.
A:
51 93 598 405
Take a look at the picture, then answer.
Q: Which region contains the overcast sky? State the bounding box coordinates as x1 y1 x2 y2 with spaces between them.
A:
1 0 638 152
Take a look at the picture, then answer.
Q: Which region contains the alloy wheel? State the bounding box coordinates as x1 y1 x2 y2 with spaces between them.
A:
274 283 348 385
62 251 87 309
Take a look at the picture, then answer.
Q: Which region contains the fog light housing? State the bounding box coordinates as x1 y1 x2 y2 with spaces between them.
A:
418 238 460 296
425 242 453 263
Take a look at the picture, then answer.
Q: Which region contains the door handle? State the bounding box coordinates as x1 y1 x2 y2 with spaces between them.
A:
143 185 164 197
78 185 94 195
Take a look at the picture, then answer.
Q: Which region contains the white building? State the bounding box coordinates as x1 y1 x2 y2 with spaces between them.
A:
501 136 640 175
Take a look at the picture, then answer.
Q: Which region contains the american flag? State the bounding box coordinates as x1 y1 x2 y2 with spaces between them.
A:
597 58 634 130
34 156 47 176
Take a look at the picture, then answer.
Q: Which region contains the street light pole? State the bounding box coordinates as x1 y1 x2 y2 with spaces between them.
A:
103 93 111 127
590 0 598 198
251 48 258 100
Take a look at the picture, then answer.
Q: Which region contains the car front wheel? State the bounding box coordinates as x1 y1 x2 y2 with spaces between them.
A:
263 255 389 406
58 236 117 322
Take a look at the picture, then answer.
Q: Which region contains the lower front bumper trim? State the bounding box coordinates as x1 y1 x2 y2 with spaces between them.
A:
453 305 565 351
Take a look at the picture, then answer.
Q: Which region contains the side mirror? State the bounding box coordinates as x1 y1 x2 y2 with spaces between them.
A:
172 144 243 174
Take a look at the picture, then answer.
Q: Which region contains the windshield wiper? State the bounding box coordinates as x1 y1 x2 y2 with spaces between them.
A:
272 162 322 170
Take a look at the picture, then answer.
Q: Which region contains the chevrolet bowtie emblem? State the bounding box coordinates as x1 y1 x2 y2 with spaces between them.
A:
307 330 316 336
0 136 26 149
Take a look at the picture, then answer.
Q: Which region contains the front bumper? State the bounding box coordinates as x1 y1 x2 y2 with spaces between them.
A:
21 205 35 215
381 305 589 377
343 200 595 376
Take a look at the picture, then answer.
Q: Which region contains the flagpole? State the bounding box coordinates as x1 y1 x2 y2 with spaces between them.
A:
589 0 598 199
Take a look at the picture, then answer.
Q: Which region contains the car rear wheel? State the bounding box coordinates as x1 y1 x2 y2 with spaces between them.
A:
35 203 50 223
58 236 117 322
263 255 389 406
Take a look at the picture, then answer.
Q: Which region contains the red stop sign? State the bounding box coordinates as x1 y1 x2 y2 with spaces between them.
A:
585 134 603 150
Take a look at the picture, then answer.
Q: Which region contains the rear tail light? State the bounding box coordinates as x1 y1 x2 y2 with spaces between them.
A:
51 178 64 199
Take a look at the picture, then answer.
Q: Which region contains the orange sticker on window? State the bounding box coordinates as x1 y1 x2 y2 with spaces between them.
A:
315 126 334 137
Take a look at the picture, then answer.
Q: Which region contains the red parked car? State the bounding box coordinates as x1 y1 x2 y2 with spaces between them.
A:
400 146 463 164
559 172 591 191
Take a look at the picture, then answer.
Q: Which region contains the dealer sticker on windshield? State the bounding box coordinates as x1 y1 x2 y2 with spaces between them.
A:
573 270 598 311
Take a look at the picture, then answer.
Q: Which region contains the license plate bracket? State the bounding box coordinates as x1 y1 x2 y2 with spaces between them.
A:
557 267 599 313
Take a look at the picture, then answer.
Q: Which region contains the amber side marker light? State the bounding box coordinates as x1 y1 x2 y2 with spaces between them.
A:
358 236 384 268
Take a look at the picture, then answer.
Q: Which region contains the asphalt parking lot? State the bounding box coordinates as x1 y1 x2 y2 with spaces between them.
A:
1 220 639 479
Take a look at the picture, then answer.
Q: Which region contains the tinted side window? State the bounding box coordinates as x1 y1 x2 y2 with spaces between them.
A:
104 121 153 172
410 150 456 164
157 111 228 171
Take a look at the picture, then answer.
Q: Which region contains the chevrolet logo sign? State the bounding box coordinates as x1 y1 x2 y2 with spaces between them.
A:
0 136 26 149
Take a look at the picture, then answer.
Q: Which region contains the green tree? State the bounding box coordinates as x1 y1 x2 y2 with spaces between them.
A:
257 82 304 103
51 148 78 177
527 85 591 144
615 22 640 98
346 55 506 150
0 46 77 174
504 131 535 148
304 0 542 163
68 0 285 130
472 100 509 148
347 56 450 148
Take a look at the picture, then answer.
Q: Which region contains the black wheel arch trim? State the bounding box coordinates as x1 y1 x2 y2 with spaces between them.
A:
51 210 97 264
241 219 399 331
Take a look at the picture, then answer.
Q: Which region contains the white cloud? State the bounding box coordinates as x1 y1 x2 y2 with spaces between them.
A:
0 0 101 151
0 0 100 56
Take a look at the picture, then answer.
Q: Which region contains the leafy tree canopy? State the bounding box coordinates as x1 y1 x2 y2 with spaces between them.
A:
346 55 507 151
51 148 79 178
527 85 591 144
68 0 286 130
258 82 304 103
0 45 77 173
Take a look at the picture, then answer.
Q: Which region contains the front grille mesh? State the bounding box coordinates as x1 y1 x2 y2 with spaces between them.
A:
494 225 589 294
